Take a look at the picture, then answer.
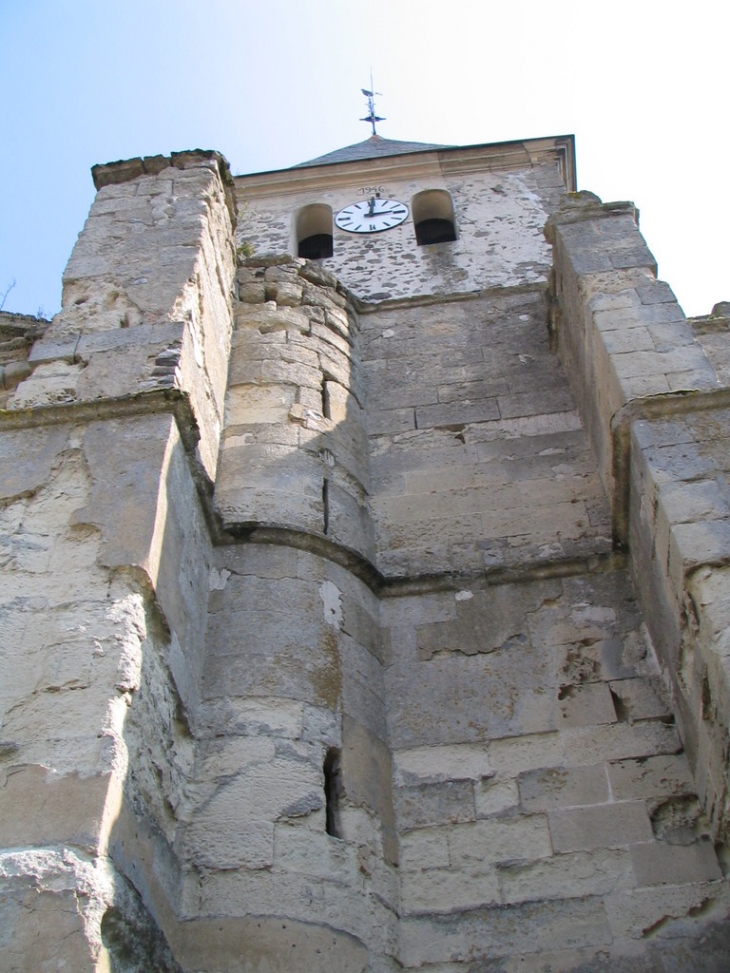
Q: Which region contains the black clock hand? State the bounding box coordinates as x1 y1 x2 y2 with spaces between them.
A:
368 197 376 217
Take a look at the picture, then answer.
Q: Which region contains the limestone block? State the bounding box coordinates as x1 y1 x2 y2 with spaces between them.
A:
393 744 494 785
669 521 730 586
497 388 575 420
309 321 355 363
416 398 501 429
415 582 560 660
0 766 120 856
475 778 520 817
195 735 276 782
0 426 68 502
637 280 677 305
265 281 303 306
214 465 324 533
629 839 722 886
211 541 301 583
55 418 210 704
611 346 715 384
500 848 634 905
304 284 346 310
367 407 416 435
601 325 655 354
325 479 374 559
338 637 388 740
519 765 609 812
558 682 617 727
225 382 298 424
608 678 671 722
323 880 399 959
368 368 436 409
0 849 153 973
9 360 84 407
263 264 303 284
71 414 172 568
554 632 651 688
488 732 564 777
399 827 451 872
395 780 475 832
605 879 730 941
400 864 500 915
399 896 612 967
342 717 396 863
203 612 340 708
172 914 368 973
324 306 351 337
258 355 323 390
54 279 147 334
589 289 641 316
688 564 730 646
0 884 98 973
380 589 456 631
386 622 559 747
184 752 323 869
194 866 329 922
549 801 653 852
340 592 382 664
239 281 266 303
274 824 359 880
448 815 552 866
648 320 697 352
561 722 681 766
660 479 730 527
607 754 695 803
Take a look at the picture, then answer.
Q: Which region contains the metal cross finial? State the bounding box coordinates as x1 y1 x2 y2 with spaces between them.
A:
360 71 385 136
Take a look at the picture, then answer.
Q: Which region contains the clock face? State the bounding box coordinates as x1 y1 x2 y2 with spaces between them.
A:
335 198 409 234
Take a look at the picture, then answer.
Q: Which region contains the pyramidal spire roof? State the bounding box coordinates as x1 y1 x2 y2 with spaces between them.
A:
292 134 450 169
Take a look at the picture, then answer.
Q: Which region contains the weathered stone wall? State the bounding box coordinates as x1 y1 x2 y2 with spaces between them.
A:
361 289 611 577
0 153 234 970
0 312 39 406
191 543 398 970
0 412 212 970
3 142 730 973
548 194 730 853
235 147 567 304
217 257 373 559
385 568 730 970
17 151 237 480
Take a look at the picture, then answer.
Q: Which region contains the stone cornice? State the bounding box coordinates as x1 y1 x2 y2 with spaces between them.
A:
234 135 576 199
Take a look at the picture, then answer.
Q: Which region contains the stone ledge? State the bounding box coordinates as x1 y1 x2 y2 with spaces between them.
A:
92 150 229 190
90 149 237 225
220 522 624 597
544 193 639 237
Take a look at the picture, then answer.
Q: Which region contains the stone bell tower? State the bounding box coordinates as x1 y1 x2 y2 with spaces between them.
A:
0 132 729 972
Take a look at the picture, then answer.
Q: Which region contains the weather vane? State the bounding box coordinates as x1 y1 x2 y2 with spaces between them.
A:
360 71 385 136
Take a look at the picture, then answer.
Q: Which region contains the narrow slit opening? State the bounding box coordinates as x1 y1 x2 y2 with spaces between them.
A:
321 377 332 420
322 479 330 535
323 747 342 837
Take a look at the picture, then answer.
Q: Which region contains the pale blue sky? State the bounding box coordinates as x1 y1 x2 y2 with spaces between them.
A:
1 0 727 317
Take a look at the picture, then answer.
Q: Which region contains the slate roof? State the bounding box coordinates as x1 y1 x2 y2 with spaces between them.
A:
292 135 449 169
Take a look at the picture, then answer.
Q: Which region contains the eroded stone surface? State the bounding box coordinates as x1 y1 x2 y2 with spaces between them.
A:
2 143 730 973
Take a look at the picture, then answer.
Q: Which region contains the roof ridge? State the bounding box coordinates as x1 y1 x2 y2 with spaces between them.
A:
292 136 450 169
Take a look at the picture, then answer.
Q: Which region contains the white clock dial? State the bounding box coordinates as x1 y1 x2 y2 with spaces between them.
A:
335 198 409 234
